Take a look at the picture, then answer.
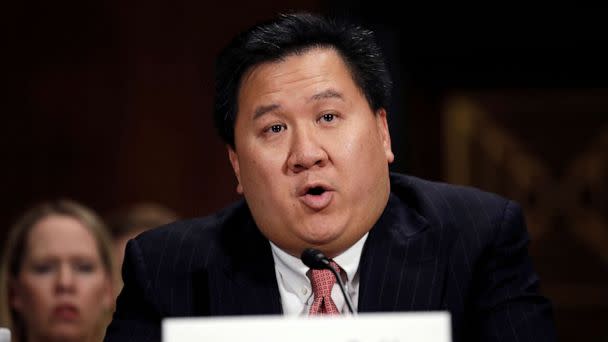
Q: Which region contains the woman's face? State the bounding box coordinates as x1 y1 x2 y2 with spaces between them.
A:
11 214 112 342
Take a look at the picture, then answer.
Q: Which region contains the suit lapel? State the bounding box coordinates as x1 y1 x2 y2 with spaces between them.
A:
358 193 448 312
217 246 282 315
196 202 282 316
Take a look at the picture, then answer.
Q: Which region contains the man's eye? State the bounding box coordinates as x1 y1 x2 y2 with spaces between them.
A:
267 124 285 133
321 113 335 122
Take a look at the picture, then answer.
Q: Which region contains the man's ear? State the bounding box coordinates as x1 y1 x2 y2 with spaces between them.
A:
375 108 394 163
227 146 244 194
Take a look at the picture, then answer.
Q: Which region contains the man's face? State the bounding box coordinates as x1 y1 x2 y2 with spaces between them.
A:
228 48 394 258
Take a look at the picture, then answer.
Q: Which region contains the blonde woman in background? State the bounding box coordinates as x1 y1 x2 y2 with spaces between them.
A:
0 200 115 342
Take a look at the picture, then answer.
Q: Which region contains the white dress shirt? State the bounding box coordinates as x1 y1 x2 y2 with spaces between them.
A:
269 233 368 315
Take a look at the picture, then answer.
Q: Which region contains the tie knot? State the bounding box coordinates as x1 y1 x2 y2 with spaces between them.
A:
310 261 340 298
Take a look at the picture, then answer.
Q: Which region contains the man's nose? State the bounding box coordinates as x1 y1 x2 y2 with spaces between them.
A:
286 128 328 173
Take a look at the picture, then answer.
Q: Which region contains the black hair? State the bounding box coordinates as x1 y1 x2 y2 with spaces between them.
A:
214 12 392 147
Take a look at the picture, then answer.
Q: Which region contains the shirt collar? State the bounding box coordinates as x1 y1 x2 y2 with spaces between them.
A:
270 233 369 303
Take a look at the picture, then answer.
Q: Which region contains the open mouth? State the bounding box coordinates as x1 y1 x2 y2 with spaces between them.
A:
307 186 326 196
299 184 333 210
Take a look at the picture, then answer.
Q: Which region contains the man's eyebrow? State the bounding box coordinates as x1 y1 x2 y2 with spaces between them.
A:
309 89 344 102
252 90 343 120
253 104 281 120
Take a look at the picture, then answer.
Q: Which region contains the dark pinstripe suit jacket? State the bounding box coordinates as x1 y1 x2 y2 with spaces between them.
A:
104 173 556 342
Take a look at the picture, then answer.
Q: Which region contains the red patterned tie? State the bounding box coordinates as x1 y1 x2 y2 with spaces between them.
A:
308 261 341 315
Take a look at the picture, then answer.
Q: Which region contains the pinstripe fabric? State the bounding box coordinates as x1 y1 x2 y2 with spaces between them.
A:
104 173 556 342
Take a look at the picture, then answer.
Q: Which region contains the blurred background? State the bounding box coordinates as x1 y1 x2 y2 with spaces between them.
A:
2 2 607 340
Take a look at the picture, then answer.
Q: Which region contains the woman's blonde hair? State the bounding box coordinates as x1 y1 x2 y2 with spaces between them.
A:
0 199 115 342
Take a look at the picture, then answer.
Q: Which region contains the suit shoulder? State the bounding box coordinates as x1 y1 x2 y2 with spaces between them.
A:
391 173 511 213
390 173 520 241
129 200 247 270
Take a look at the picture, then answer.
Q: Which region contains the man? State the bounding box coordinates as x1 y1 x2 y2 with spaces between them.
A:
105 13 556 342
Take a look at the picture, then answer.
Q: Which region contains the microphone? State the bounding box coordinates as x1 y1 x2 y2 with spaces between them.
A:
301 248 356 315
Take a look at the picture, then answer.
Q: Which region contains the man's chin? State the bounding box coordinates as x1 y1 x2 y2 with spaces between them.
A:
300 226 343 244
297 232 349 257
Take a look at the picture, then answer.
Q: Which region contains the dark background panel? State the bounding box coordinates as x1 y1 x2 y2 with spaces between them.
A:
2 3 607 341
